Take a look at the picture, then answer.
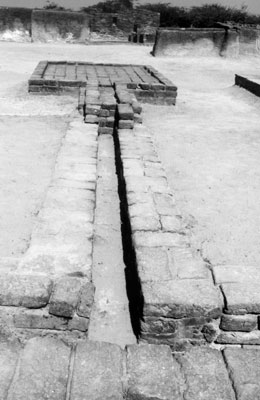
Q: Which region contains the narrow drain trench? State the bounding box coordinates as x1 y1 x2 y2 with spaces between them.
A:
87 90 144 346
113 121 144 339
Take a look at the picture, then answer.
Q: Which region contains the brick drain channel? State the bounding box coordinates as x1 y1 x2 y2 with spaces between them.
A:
1 60 257 352
0 60 260 399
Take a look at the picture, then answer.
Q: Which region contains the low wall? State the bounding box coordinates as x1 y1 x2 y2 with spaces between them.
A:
31 10 90 43
0 7 32 42
88 9 159 42
153 28 239 57
239 28 260 55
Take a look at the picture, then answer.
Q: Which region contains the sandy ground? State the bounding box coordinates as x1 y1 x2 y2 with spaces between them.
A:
144 57 260 267
0 41 260 266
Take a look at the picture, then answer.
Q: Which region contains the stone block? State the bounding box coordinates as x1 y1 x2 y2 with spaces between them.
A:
133 231 187 248
77 282 95 318
161 215 182 232
176 347 235 400
119 120 134 129
142 279 223 319
14 308 68 330
153 192 176 215
132 101 142 114
134 114 143 124
136 246 172 282
126 344 182 400
213 264 260 284
105 116 115 128
49 277 83 318
0 274 52 308
0 341 20 399
98 127 114 135
131 216 161 232
224 348 260 400
216 330 260 345
220 314 258 332
85 115 99 124
129 203 157 219
168 247 210 280
70 341 124 400
221 283 260 314
99 109 110 117
118 103 134 120
8 337 70 400
68 314 89 332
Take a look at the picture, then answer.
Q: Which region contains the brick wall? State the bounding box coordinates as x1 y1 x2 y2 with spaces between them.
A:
88 9 160 42
31 10 90 43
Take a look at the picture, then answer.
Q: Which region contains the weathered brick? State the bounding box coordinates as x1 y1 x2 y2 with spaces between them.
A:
213 264 260 284
142 279 223 319
70 341 124 400
77 282 95 318
118 103 134 120
49 277 83 318
160 215 182 232
217 330 260 345
221 282 260 314
220 314 258 332
0 341 20 399
8 337 70 400
126 344 182 400
176 347 235 400
132 100 142 114
98 127 114 135
119 120 134 129
224 348 260 399
134 113 143 124
85 115 99 124
14 308 68 330
68 314 89 331
133 231 187 248
136 246 172 282
0 274 52 308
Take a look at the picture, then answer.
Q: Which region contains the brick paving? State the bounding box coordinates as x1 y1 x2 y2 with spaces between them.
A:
1 336 260 399
0 55 260 398
28 61 177 105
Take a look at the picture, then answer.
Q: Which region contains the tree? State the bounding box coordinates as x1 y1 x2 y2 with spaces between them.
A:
43 1 66 11
81 0 134 13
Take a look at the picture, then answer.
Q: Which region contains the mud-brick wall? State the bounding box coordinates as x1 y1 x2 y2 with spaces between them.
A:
89 9 160 41
153 28 239 57
239 29 260 55
31 10 90 43
0 7 32 42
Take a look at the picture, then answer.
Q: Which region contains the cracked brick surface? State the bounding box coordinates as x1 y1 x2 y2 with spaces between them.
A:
4 338 258 400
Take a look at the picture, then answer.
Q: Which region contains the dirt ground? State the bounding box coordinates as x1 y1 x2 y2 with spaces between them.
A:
0 41 260 266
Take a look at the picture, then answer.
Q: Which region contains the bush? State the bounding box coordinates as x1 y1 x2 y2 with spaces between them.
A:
137 2 260 28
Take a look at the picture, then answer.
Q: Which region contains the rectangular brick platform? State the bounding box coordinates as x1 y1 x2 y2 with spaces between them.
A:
28 61 177 105
235 74 260 97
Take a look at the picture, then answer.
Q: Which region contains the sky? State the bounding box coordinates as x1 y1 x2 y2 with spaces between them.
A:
0 0 260 14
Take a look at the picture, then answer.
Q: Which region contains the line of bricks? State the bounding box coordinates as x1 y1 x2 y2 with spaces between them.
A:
209 264 260 345
2 336 259 399
28 61 178 106
0 118 98 337
117 124 223 351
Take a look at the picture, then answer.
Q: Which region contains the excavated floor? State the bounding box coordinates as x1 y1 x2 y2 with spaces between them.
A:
0 41 260 399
